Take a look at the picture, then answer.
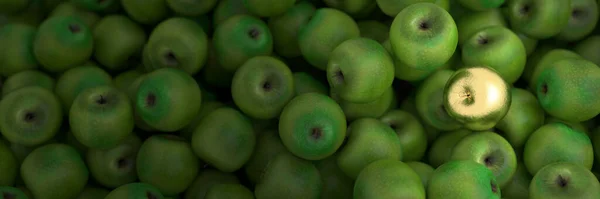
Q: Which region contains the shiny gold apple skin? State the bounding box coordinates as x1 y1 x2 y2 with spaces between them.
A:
443 66 511 131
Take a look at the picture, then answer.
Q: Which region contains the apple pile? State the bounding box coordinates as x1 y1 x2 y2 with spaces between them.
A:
1 0 600 198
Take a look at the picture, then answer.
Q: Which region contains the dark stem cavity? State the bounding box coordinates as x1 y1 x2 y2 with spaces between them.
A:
389 123 397 129
334 70 344 83
478 36 489 45
117 158 131 169
3 192 16 199
248 28 260 40
146 192 158 199
484 156 495 167
24 112 36 123
262 81 272 92
163 51 179 66
69 24 81 33
519 4 531 15
146 93 156 107
541 83 548 95
491 182 498 193
418 21 430 30
310 127 323 140
96 95 108 105
572 8 585 19
556 175 569 188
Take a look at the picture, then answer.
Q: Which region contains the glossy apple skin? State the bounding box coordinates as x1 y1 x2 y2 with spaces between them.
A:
443 67 511 131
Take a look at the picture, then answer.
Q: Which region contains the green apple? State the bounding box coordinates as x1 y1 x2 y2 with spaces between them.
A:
54 65 113 113
76 186 110 199
212 0 252 25
502 162 531 199
93 15 146 72
0 0 29 14
0 23 38 77
523 123 594 175
70 86 134 149
268 1 316 58
555 0 599 41
298 8 360 70
49 2 100 28
4 0 44 26
0 186 27 199
521 43 554 83
506 0 571 39
357 20 389 43
244 0 295 17
535 59 600 122
327 38 394 103
450 131 517 187
427 128 472 167
137 135 199 196
184 169 239 199
0 140 17 186
143 17 208 75
443 66 511 131
231 56 294 119
496 88 545 148
324 0 374 16
337 118 403 179
335 86 396 121
21 144 88 199
179 100 225 140
135 68 201 132
292 72 328 95
416 69 462 131
354 159 425 199
121 0 168 25
105 183 164 199
114 69 143 93
279 93 346 160
192 107 255 172
2 70 54 97
546 116 589 135
213 15 273 72
461 26 526 83
205 184 253 199
574 35 600 66
389 3 458 71
167 0 217 16
376 0 450 17
315 153 354 199
382 39 435 82
71 0 117 12
530 162 600 199
406 161 435 188
379 109 428 161
200 41 234 88
528 49 582 90
428 160 501 199
517 32 538 56
254 153 322 199
458 0 504 11
244 130 288 184
86 135 141 188
0 87 62 146
455 8 506 44
34 16 93 73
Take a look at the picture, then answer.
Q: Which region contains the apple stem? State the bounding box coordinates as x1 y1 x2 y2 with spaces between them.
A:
541 83 548 95
96 95 107 105
117 158 130 169
248 28 260 40
310 127 323 140
262 81 272 91
146 93 156 107
519 5 530 15
418 21 430 30
557 175 569 188
69 24 81 33
163 51 179 66
24 112 36 122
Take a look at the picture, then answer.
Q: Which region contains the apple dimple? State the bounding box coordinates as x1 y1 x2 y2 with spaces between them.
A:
24 112 36 123
162 51 179 67
117 157 131 169
571 8 585 19
483 156 495 167
334 70 345 84
69 24 81 33
262 81 272 91
556 175 569 188
3 192 16 199
418 21 430 31
146 191 158 199
541 83 548 95
477 35 490 45
248 28 260 40
146 93 156 107
310 127 323 140
519 4 531 15
96 95 108 105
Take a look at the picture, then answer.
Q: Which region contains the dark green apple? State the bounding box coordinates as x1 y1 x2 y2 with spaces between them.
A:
496 88 545 148
335 86 396 121
54 65 113 113
327 38 394 103
205 184 253 199
0 186 28 199
0 140 17 186
231 56 294 119
114 69 143 93
574 35 600 66
555 0 599 41
443 66 511 131
528 49 582 90
279 93 346 160
71 0 117 12
244 130 288 184
135 68 201 132
34 16 93 73
254 153 322 199
105 183 164 199
428 160 501 199
502 162 531 199
357 20 389 43
0 23 38 77
523 123 594 175
298 8 360 70
455 8 506 44
324 0 374 16
86 135 141 188
506 0 571 39
0 87 62 146
121 0 168 25
354 159 425 199
535 59 600 122
529 162 600 199
0 0 29 14
2 70 54 97
4 0 44 26
192 107 255 172
458 0 505 11
76 186 110 199
292 72 328 95
389 3 458 71
137 135 199 196
268 1 316 58
213 15 273 72
212 0 253 25
21 144 88 199
244 0 295 17
179 100 225 140
337 118 403 179
461 26 526 83
167 0 217 16
200 41 234 88
315 153 354 199
379 110 428 161
415 69 462 131
184 169 239 199
94 15 146 72
143 17 208 75
70 86 134 149
427 128 472 167
376 0 450 17
49 2 100 28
